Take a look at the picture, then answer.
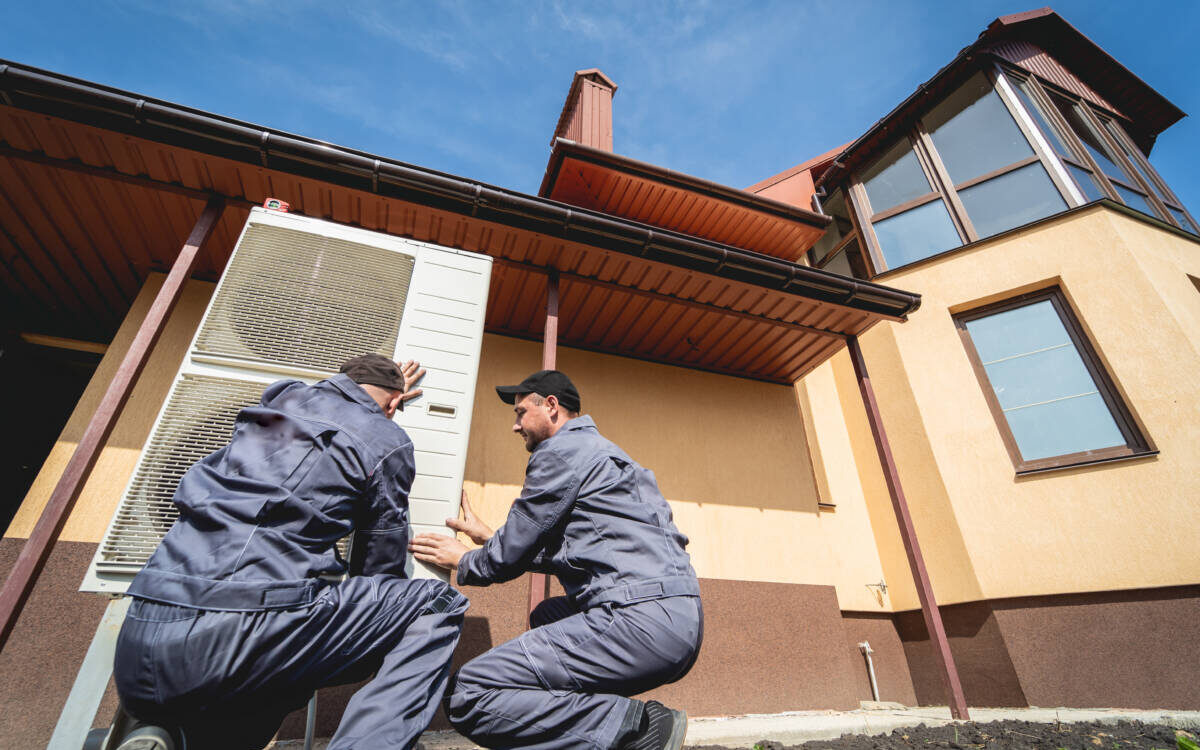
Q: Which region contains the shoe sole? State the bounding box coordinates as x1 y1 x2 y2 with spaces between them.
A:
667 709 688 750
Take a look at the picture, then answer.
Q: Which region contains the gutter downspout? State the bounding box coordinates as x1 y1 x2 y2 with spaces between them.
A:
846 336 968 720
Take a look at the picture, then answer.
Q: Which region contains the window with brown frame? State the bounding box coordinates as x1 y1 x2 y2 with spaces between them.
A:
954 288 1154 473
847 70 1073 274
834 65 1199 278
1001 66 1199 235
807 188 870 278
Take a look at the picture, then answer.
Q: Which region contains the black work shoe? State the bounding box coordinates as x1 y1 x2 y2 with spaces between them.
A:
623 700 687 750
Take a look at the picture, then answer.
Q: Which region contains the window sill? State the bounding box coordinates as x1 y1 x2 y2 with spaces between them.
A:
1014 449 1158 477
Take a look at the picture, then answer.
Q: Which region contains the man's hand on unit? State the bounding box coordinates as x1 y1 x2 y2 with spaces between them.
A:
397 359 426 408
446 491 494 545
410 532 468 570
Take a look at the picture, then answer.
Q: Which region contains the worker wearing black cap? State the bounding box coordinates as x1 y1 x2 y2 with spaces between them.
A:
113 354 468 750
411 370 702 750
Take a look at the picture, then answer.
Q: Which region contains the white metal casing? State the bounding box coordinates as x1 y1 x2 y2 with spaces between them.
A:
81 207 492 593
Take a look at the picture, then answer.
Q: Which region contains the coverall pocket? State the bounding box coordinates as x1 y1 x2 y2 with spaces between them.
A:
520 627 579 697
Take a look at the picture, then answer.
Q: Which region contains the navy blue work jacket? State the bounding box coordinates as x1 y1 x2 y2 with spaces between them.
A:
127 373 415 611
457 416 699 608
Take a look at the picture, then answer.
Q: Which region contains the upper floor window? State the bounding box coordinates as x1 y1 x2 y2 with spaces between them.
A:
833 66 1198 278
848 71 1067 273
954 288 1153 473
1003 68 1198 235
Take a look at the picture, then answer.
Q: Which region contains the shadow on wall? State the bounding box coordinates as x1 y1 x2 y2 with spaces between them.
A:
463 334 821 513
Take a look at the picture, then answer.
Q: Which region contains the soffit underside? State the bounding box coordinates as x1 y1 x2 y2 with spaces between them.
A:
0 105 900 384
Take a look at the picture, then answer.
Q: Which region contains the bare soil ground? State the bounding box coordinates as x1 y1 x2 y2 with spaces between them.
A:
689 720 1191 750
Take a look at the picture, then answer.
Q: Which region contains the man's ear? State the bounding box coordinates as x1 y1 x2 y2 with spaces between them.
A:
384 389 404 418
545 394 561 420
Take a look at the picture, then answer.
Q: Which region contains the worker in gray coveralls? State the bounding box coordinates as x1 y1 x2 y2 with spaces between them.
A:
114 354 468 750
410 369 703 750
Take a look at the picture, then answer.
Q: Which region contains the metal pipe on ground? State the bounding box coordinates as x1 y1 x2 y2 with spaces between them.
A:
857 641 880 702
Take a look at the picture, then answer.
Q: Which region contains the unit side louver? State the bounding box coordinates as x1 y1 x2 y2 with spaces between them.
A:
194 224 415 372
95 375 264 572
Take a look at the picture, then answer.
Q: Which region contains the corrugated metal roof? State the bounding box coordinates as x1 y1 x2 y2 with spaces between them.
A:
0 64 919 385
982 39 1119 115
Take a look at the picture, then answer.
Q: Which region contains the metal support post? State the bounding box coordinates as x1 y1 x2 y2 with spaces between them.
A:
846 335 969 720
0 196 224 652
527 269 559 622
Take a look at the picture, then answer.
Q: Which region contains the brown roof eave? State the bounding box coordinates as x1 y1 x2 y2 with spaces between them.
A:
541 138 831 230
0 59 918 321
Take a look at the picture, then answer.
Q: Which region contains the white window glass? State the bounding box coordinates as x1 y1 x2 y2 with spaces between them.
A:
957 163 1066 238
965 300 1125 461
925 73 1034 184
872 199 960 268
861 140 932 213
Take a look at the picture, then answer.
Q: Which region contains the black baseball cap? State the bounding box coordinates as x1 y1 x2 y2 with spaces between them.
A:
339 354 406 391
495 370 581 412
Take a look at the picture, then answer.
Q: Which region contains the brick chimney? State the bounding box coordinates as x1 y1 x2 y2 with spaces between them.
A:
551 69 618 152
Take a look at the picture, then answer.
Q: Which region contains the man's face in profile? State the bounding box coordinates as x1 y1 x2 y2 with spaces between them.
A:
512 392 554 452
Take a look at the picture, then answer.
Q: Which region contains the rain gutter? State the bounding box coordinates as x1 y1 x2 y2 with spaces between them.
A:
0 60 919 320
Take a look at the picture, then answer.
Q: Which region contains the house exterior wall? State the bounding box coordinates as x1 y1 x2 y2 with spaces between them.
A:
801 206 1200 610
2 270 895 745
798 206 1200 707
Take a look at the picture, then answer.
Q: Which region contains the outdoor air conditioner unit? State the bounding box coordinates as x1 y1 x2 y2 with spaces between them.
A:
81 207 492 594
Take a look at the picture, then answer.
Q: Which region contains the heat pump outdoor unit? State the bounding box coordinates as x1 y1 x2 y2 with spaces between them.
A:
81 207 492 593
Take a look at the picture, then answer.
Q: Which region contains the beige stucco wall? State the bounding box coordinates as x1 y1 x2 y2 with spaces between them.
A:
463 334 890 611
7 272 893 611
802 206 1200 610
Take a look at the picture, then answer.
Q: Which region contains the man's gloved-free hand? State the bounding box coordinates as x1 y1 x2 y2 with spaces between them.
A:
446 491 493 545
397 359 426 410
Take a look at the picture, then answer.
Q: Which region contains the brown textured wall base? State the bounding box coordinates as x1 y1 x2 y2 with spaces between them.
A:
991 586 1200 709
840 612 917 706
0 537 117 748
896 601 1027 708
897 586 1200 709
278 576 861 739
9 539 1198 749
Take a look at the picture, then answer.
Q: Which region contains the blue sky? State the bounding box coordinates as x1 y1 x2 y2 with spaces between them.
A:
3 1 1197 212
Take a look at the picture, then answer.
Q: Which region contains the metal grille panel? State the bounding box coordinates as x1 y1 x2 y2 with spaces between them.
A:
96 375 264 570
195 223 415 372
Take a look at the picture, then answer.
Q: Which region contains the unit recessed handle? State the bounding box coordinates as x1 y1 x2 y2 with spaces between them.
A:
427 403 457 418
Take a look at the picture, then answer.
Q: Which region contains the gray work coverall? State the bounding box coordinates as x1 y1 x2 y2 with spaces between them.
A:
116 373 468 750
448 415 703 750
